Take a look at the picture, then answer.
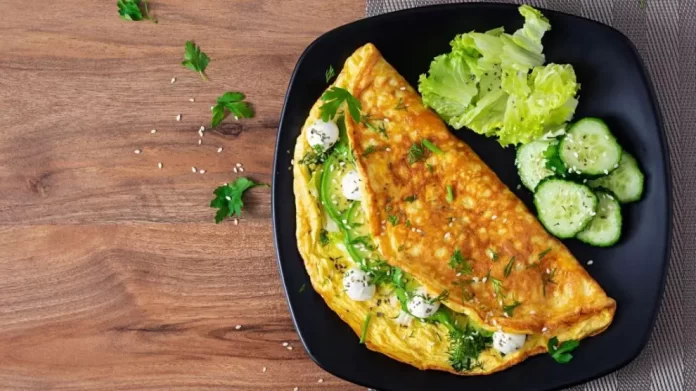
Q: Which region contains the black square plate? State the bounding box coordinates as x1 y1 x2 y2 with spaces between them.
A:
272 3 671 390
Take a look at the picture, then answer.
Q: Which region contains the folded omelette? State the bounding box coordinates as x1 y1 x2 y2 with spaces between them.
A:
293 43 616 375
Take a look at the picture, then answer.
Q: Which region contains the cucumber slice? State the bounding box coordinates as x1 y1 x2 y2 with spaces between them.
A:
576 190 622 247
588 152 644 203
559 118 622 176
534 178 598 238
516 140 556 191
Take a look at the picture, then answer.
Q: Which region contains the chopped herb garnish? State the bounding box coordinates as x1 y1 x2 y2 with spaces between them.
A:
299 283 306 293
325 65 336 83
447 325 492 372
320 87 361 123
319 229 330 246
350 235 377 251
487 248 499 262
298 145 327 170
538 248 552 260
504 256 515 278
430 290 450 303
503 300 521 316
395 97 407 110
362 145 377 157
548 337 580 363
388 214 400 226
408 142 426 165
486 270 504 297
405 219 412 228
118 0 156 22
449 249 472 275
527 262 540 269
359 313 372 344
403 194 418 202
182 41 210 80
210 177 269 223
211 92 254 127
362 116 388 138
426 163 434 173
422 139 443 155
446 185 454 203
542 268 557 296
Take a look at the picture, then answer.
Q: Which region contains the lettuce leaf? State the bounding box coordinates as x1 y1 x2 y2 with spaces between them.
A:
418 5 578 147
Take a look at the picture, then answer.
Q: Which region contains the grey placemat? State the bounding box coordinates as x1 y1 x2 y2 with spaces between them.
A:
366 1 694 390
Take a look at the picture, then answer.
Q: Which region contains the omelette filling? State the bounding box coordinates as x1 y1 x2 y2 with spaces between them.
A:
300 115 526 372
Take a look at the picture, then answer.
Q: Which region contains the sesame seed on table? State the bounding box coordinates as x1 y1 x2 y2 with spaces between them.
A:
0 0 365 390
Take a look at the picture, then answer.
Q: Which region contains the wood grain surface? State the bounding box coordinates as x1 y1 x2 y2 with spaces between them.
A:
0 0 366 389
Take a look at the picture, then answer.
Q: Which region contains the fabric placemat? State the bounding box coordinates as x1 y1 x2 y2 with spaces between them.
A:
365 1 694 390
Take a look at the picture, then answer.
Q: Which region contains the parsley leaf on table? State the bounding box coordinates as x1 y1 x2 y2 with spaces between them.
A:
182 41 210 80
210 177 268 223
547 337 580 363
319 87 361 123
211 92 254 127
118 0 156 22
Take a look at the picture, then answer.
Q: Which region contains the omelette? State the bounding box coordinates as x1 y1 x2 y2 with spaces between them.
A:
292 43 616 375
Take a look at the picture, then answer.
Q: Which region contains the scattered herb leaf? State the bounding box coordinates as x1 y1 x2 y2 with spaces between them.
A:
182 41 210 80
362 145 377 157
395 97 407 110
360 313 372 344
422 139 443 155
504 256 515 278
210 177 269 223
388 214 400 226
211 92 254 127
408 142 426 165
319 229 330 246
118 0 156 22
319 87 361 123
325 65 336 83
446 184 454 203
538 248 552 260
542 268 557 297
503 300 521 316
299 283 306 293
448 325 492 372
548 336 580 363
403 194 418 202
426 163 434 173
487 248 499 262
449 249 472 275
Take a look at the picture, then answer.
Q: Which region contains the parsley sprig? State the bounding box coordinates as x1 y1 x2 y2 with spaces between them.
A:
118 0 157 23
211 92 254 127
548 337 580 363
182 41 210 80
210 177 268 223
503 300 521 317
319 87 361 123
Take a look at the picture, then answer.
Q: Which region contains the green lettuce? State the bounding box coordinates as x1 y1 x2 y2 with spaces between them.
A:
418 5 579 147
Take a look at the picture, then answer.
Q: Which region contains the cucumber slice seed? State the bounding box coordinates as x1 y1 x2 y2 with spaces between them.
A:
588 152 645 203
534 178 598 239
576 190 623 247
559 118 622 176
516 140 556 191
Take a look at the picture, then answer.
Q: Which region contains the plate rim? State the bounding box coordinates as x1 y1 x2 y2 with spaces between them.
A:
272 2 673 390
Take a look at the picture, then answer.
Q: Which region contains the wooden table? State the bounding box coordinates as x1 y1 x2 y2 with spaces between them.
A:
0 1 365 389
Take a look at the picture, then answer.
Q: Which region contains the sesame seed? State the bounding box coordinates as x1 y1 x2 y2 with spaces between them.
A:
282 342 289 347
134 149 141 154
198 139 202 145
444 232 451 240
530 310 536 314
482 277 488 283
456 272 462 277
233 218 239 226
157 162 163 169
492 215 497 220
233 167 238 173
385 147 391 152
574 152 579 158
236 163 243 167
199 169 206 174
287 346 293 350
318 379 324 383
542 327 548 332
546 268 550 274
225 196 231 201
170 77 176 84
192 167 197 173
189 98 195 102
516 184 521 190
235 325 242 330
614 163 619 168
211 106 215 110
150 129 157 134
587 260 594 265
176 114 182 121
239 167 245 172
218 147 223 153
262 367 267 373
200 126 205 132
293 388 298 391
